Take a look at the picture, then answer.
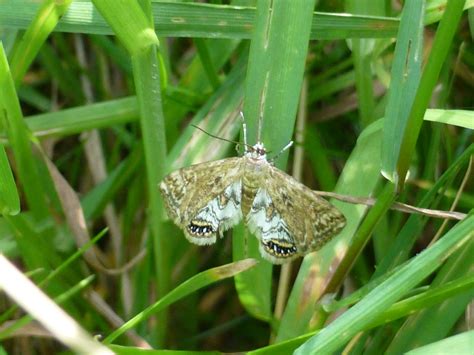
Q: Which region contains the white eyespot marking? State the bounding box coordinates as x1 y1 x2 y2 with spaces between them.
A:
184 180 242 245
246 188 297 261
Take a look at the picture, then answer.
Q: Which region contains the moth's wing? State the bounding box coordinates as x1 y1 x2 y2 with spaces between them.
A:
246 166 346 264
159 158 243 245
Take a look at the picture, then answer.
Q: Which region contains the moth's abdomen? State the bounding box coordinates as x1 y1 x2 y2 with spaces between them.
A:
241 176 259 217
242 159 268 217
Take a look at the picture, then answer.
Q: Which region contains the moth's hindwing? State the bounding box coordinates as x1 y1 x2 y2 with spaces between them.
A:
246 188 297 264
247 165 346 263
159 158 244 245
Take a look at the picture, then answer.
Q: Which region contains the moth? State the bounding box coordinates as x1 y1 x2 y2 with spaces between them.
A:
159 115 346 264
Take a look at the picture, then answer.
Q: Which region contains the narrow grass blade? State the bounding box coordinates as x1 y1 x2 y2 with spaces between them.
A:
322 182 396 293
234 0 317 322
93 0 169 343
405 330 474 355
8 0 72 86
37 42 84 104
0 44 49 220
381 1 424 181
91 0 159 54
103 259 258 344
423 109 474 129
81 147 142 221
396 1 466 188
109 345 220 355
374 144 473 277
131 39 169 348
249 332 316 355
2 2 400 39
194 38 221 90
295 215 473 354
367 273 474 328
386 234 474 352
0 145 20 215
345 0 385 128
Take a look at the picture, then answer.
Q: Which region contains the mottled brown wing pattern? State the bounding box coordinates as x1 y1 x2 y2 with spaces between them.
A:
159 158 244 245
247 165 346 263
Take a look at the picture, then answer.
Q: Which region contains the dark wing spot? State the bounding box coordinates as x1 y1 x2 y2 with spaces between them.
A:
263 240 297 258
187 220 215 237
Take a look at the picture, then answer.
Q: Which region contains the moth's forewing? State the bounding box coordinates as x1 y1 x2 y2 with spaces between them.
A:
159 158 244 245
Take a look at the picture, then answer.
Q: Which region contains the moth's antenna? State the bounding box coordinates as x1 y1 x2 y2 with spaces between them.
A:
239 111 248 152
270 141 294 162
191 124 253 151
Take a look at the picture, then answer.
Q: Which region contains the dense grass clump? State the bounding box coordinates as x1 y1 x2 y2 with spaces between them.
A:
0 1 472 354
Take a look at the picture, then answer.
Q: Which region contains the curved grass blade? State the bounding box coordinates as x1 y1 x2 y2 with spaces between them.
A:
103 259 258 344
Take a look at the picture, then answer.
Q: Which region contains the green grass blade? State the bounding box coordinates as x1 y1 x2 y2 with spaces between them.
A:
92 0 169 344
425 0 474 25
396 0 466 188
423 109 474 129
234 0 317 322
381 0 424 181
405 330 474 355
345 0 384 128
81 147 142 220
91 0 158 54
368 273 474 328
37 42 84 104
321 182 396 293
17 97 138 140
1 2 400 39
385 233 474 352
0 145 20 215
131 38 169 348
194 38 221 90
249 332 316 355
109 345 221 355
0 44 49 220
8 0 72 86
295 215 474 354
374 144 473 277
12 102 469 146
103 259 257 344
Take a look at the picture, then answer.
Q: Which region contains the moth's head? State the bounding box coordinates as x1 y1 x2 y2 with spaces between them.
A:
246 142 267 161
